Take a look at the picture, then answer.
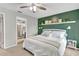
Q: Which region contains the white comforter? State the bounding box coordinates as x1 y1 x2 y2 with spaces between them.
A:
23 35 67 56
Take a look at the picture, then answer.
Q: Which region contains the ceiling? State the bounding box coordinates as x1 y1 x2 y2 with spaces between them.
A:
0 3 79 18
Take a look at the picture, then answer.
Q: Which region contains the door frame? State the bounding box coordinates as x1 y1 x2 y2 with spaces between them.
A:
16 17 27 45
0 12 6 49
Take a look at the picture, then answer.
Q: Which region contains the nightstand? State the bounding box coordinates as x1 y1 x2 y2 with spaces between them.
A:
67 40 77 50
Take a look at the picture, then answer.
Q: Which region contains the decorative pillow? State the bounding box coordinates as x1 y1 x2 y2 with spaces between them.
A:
41 31 52 37
48 31 67 39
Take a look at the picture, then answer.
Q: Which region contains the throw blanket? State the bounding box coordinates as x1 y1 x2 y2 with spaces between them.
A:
30 35 60 49
23 35 63 56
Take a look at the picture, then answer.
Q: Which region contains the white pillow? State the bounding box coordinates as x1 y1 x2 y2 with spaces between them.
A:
41 31 52 37
48 31 67 39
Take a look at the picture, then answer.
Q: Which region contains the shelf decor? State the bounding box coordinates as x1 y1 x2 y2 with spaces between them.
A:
58 19 62 23
51 16 59 23
67 40 77 49
41 21 76 25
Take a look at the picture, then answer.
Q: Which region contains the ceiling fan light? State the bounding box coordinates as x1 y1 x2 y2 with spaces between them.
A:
29 6 36 13
29 7 33 11
33 6 36 11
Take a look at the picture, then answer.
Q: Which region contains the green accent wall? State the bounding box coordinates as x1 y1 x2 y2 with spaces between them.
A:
38 9 79 48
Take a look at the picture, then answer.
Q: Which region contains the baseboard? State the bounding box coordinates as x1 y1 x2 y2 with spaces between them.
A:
76 48 79 51
4 44 17 49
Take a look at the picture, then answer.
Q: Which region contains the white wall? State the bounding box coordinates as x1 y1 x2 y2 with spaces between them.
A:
27 17 38 37
0 7 38 49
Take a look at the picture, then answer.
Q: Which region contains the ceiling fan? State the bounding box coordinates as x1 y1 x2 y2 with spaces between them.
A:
18 3 46 13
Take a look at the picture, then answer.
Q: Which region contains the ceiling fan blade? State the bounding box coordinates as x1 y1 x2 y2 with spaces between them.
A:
20 6 29 8
17 11 23 13
37 6 46 10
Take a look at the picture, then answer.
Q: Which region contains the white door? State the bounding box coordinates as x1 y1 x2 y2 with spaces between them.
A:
0 14 4 48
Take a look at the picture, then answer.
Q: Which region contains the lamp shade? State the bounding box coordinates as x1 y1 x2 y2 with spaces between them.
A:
67 26 71 30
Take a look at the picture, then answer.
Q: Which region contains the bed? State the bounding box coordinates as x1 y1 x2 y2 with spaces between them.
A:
23 29 67 56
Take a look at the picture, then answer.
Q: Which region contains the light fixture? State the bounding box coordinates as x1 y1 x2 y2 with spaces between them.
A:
29 7 32 11
67 26 71 30
33 6 36 12
29 5 36 13
66 26 71 43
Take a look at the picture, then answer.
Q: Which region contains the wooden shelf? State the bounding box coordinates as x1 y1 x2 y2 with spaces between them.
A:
41 21 76 25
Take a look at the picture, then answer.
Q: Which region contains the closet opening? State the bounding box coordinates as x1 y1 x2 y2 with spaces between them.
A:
16 17 27 45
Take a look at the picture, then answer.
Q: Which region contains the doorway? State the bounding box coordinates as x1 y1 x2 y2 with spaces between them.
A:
16 17 26 44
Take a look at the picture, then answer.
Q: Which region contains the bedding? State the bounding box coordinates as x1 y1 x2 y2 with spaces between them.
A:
31 35 60 49
48 31 67 39
23 35 67 56
41 29 67 39
23 29 67 56
41 31 52 37
23 37 58 56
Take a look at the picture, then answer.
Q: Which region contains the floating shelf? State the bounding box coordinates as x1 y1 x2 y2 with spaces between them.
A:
41 21 76 25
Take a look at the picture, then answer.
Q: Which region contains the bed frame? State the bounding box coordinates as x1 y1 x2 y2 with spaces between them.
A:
23 48 34 56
